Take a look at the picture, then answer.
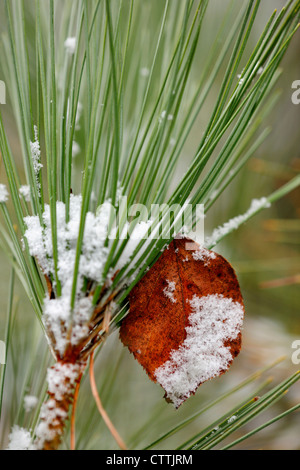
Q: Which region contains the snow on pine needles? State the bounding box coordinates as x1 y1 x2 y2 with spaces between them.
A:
0 184 9 203
30 125 43 196
23 193 154 357
23 194 111 356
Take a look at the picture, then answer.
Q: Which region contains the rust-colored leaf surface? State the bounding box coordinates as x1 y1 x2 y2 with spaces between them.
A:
120 237 245 407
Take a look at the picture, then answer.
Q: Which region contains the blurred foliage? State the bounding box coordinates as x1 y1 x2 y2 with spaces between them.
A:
0 0 299 450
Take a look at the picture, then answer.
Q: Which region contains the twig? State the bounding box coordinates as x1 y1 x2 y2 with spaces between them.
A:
89 352 127 450
260 274 300 289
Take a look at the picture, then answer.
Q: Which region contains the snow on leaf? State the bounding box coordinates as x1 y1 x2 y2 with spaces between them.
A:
163 279 177 304
120 237 244 407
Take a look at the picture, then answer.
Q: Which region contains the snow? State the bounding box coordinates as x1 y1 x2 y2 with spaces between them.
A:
35 402 67 447
30 140 42 174
163 280 177 304
46 362 83 401
158 110 174 124
140 67 150 77
23 192 158 355
19 185 31 202
23 214 50 273
228 415 237 424
24 395 38 413
24 194 110 287
23 195 111 355
64 37 76 54
154 294 244 408
205 197 271 248
192 246 216 265
42 295 94 354
0 184 9 203
159 110 167 123
30 126 43 195
6 426 35 450
175 224 190 239
34 362 84 449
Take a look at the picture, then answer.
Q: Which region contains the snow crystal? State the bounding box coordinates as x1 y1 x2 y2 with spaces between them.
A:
23 214 50 273
19 185 31 202
24 195 110 286
64 37 76 54
154 294 244 408
228 415 237 424
209 189 219 201
192 246 216 266
43 296 71 356
24 395 38 413
205 197 271 248
47 362 82 401
70 297 94 346
35 402 67 446
23 193 156 355
30 126 43 195
163 280 177 304
6 426 35 450
30 126 42 174
175 225 190 239
159 110 167 124
0 184 9 203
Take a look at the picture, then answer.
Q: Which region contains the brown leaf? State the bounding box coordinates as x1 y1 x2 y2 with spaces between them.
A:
120 237 245 407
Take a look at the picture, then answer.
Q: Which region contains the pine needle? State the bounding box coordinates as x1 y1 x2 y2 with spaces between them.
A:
89 352 127 450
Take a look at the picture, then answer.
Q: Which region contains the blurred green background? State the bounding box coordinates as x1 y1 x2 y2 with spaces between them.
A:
0 0 299 450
